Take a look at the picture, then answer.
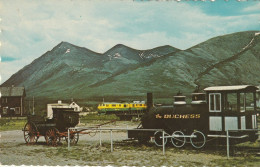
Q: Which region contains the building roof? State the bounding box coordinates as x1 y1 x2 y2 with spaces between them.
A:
204 85 257 92
48 103 69 106
0 87 25 97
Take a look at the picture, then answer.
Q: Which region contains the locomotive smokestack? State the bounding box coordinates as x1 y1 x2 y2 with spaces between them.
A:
147 92 153 111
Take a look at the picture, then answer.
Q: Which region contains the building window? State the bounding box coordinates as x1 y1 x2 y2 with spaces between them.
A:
2 98 7 103
3 107 8 115
15 107 20 114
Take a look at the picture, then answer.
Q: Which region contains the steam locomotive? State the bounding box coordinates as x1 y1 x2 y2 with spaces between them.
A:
128 85 259 148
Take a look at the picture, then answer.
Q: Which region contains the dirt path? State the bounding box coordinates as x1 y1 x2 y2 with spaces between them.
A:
0 121 259 166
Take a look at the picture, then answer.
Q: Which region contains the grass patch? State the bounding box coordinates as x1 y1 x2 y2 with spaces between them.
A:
212 156 260 167
0 119 27 131
80 113 119 121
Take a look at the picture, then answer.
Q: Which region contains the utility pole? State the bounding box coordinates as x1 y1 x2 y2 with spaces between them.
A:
32 96 35 115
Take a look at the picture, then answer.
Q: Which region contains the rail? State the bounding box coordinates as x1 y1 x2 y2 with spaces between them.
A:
67 127 166 155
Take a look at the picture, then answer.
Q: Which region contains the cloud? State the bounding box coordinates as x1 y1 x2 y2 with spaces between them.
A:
243 2 260 12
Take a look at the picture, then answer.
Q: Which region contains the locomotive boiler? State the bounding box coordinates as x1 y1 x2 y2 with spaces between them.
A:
128 85 259 148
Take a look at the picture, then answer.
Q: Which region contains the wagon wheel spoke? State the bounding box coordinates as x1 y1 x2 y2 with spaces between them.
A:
23 122 37 144
65 129 79 145
45 128 59 146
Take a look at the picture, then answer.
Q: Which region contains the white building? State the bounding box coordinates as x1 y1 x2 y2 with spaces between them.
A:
47 100 80 119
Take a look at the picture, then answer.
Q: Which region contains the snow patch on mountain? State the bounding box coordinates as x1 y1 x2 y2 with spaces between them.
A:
65 49 70 54
108 53 122 60
139 52 161 59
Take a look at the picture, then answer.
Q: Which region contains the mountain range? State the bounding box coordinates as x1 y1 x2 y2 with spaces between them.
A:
1 31 260 103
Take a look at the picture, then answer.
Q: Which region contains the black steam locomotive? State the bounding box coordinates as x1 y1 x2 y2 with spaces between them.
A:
128 85 259 148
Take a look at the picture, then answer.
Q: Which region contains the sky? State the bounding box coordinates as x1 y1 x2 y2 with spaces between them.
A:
0 0 259 84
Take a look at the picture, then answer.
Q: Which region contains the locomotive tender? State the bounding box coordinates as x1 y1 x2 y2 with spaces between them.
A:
128 85 259 148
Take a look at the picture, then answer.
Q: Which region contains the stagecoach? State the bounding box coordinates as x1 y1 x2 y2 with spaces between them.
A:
23 108 80 146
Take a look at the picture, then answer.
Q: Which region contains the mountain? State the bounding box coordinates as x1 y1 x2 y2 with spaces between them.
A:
1 31 259 103
1 42 179 99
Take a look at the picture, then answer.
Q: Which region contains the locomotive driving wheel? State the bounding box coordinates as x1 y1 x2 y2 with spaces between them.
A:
190 131 206 149
45 128 59 146
23 122 38 144
154 131 167 146
171 131 186 148
65 129 79 145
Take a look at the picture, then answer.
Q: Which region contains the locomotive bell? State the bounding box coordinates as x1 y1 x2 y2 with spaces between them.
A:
173 96 186 105
191 93 206 104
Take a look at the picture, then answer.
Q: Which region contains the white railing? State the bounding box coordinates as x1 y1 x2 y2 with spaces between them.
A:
226 129 259 159
67 127 166 154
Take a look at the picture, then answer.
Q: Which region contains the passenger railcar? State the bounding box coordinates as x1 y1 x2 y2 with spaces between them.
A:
98 101 147 119
128 85 259 148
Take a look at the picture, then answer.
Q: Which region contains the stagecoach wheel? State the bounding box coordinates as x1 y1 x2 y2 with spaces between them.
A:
23 122 38 144
65 129 79 145
171 131 186 148
154 131 167 147
190 131 206 149
45 128 59 146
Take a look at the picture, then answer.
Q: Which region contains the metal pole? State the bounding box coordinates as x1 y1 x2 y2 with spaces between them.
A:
162 130 165 155
68 128 70 149
32 96 35 115
226 130 229 159
110 130 113 152
99 126 102 146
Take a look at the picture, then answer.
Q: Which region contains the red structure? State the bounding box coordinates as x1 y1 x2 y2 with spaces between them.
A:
0 86 26 117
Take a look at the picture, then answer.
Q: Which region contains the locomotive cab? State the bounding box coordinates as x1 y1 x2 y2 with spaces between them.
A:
204 85 259 142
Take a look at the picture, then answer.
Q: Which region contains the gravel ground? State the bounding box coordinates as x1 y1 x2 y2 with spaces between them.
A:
0 121 259 166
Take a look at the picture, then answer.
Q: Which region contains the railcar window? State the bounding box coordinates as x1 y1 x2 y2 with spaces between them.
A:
257 91 260 109
244 93 254 112
240 93 246 112
112 104 116 107
124 105 126 107
209 93 221 112
225 93 237 112
216 95 220 110
210 94 214 111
